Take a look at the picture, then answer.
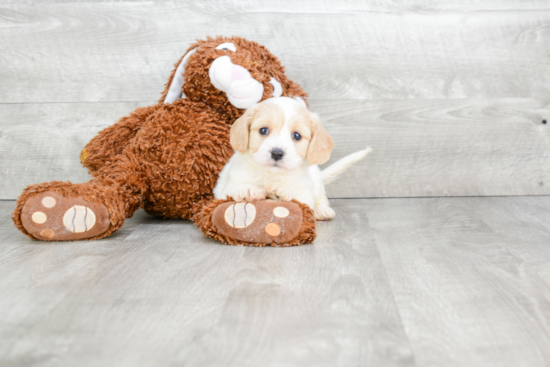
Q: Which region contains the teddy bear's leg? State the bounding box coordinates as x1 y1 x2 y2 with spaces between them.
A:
13 152 148 241
80 105 158 174
194 199 316 247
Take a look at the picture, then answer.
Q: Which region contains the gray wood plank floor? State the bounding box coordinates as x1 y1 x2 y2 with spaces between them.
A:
1 197 550 367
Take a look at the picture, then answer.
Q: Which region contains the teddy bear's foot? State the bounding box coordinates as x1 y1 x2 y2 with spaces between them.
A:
19 191 110 241
196 199 316 247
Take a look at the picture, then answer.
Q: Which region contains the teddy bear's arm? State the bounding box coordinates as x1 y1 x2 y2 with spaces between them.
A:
80 104 159 173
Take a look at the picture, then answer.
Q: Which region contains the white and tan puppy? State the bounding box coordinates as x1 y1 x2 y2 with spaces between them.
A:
213 97 371 220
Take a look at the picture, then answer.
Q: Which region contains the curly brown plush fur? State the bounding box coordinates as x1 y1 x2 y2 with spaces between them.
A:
12 36 316 246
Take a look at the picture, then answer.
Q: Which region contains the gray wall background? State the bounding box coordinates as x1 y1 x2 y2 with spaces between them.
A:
1 0 549 199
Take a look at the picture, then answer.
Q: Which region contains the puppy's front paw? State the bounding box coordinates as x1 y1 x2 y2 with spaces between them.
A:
236 187 266 202
314 205 335 221
266 183 294 202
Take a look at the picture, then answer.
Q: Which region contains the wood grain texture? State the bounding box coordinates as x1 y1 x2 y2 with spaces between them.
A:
0 101 151 199
0 1 550 102
0 199 414 367
2 0 550 9
365 196 550 367
2 196 550 366
1 98 549 199
318 98 550 198
2 0 550 199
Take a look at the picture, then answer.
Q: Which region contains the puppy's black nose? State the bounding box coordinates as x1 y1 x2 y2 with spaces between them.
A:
271 148 284 161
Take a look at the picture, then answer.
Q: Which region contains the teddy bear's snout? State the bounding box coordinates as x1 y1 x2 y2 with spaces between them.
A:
208 55 264 109
230 64 251 81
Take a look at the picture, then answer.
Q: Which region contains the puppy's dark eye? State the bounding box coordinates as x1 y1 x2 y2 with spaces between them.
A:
292 132 302 141
259 127 269 135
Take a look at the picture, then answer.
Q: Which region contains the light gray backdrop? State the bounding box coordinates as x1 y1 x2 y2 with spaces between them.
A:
1 0 549 199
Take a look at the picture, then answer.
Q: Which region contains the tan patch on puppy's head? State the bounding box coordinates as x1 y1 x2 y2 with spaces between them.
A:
230 103 285 153
289 108 334 165
231 99 334 167
288 108 313 160
248 103 285 154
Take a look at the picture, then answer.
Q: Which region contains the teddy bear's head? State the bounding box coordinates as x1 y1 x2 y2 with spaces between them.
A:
160 36 308 122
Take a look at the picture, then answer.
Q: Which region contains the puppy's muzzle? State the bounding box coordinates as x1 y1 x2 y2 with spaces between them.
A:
271 148 284 161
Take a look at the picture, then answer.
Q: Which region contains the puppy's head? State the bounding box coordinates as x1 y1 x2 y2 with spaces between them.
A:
231 97 334 172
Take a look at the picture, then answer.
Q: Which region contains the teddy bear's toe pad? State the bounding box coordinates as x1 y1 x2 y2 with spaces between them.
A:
20 191 110 241
212 200 303 245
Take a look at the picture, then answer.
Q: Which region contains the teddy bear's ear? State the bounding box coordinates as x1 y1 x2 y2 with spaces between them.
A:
161 46 198 104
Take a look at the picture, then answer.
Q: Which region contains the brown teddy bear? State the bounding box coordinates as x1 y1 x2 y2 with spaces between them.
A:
12 36 316 247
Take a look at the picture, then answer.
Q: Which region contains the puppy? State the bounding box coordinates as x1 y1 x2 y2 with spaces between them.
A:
213 97 371 220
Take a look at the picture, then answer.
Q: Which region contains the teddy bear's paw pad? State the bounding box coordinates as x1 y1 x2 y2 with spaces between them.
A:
20 191 110 241
224 202 256 228
212 200 303 245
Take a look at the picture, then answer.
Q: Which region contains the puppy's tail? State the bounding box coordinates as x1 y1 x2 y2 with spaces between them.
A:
321 147 372 185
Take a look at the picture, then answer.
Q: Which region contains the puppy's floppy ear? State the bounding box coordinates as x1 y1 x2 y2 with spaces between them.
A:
307 112 334 165
230 105 257 153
